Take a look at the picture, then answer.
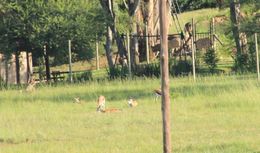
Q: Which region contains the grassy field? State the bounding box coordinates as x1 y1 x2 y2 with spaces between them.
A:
0 75 260 153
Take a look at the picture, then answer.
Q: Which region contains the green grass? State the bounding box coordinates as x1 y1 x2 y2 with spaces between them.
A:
0 75 260 153
169 8 229 33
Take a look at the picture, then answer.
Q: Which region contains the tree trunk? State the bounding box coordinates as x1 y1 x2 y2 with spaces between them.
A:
26 51 31 83
230 0 242 55
147 0 155 44
100 0 127 63
131 21 139 66
110 24 126 60
146 0 158 60
5 56 8 85
15 50 20 84
105 25 114 68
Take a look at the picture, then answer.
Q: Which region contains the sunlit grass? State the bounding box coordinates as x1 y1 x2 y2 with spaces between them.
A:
169 8 229 33
0 75 260 153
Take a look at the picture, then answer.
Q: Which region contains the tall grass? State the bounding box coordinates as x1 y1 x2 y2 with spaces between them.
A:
0 75 260 153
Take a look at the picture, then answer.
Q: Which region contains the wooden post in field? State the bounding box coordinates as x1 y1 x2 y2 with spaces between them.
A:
15 49 20 84
127 33 132 77
159 0 171 152
68 40 73 83
255 33 259 80
96 37 100 70
145 22 150 64
211 18 216 50
191 18 196 81
43 44 51 81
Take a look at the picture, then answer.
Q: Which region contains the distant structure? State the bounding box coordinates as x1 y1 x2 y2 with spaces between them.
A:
0 51 33 84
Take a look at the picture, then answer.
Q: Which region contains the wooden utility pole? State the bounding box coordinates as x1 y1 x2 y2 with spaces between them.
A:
191 18 196 81
96 37 100 70
159 0 171 152
68 40 73 83
255 33 259 80
211 18 216 50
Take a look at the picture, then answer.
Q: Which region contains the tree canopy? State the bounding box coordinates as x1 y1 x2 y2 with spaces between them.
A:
0 0 258 68
0 0 106 65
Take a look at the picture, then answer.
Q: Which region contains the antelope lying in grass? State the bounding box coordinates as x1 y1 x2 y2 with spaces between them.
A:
73 97 81 104
100 108 122 113
96 95 121 113
96 95 106 112
128 98 138 107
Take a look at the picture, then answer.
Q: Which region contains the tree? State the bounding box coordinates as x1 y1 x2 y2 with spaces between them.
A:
204 48 219 73
100 0 128 66
124 0 140 66
0 0 107 68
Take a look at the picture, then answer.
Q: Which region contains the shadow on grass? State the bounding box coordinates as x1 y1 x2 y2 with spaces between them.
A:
173 143 257 153
0 137 71 146
1 80 258 104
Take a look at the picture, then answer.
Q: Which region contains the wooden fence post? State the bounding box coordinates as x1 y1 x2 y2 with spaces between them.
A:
192 18 196 81
68 40 73 83
43 44 51 81
96 37 100 70
255 33 259 80
127 33 132 77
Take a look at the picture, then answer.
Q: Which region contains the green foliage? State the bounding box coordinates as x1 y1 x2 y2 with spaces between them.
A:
204 48 219 73
233 41 259 73
240 1 260 33
0 76 5 88
177 0 222 11
170 60 192 76
0 0 106 65
107 66 128 79
134 63 161 78
37 58 46 81
248 42 258 71
232 53 250 72
72 71 93 82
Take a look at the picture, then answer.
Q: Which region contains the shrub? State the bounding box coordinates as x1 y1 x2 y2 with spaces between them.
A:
232 53 249 72
204 48 219 73
107 66 128 79
134 63 160 78
72 71 93 82
170 60 192 76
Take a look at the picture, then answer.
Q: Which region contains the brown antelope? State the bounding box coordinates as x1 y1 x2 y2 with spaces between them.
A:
96 95 122 113
154 89 162 101
97 95 106 112
26 77 36 92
